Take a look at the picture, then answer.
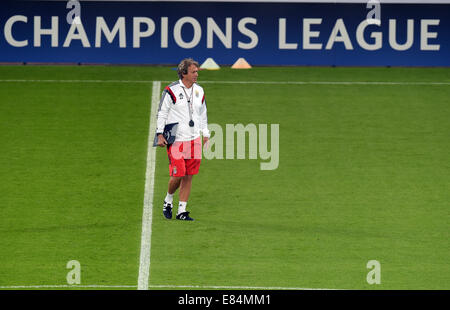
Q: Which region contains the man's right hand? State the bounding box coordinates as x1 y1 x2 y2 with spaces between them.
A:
157 134 168 147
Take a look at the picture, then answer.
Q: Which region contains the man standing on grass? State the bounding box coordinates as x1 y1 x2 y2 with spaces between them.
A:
156 58 210 221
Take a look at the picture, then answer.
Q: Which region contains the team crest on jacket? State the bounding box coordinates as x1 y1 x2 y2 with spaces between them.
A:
195 90 199 98
179 93 184 100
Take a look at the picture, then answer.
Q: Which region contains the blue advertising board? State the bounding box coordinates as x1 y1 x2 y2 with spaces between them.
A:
1 0 449 66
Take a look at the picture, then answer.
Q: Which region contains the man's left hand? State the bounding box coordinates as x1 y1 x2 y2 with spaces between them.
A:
203 137 209 149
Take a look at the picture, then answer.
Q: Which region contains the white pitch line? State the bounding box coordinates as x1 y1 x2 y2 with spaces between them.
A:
166 80 450 86
0 79 150 83
137 81 161 290
0 79 449 86
0 285 137 289
0 79 152 84
0 284 338 290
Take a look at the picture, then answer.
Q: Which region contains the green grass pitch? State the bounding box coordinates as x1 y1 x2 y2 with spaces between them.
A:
0 65 448 290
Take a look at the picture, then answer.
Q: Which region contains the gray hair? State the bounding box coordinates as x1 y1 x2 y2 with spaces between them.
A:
177 58 199 79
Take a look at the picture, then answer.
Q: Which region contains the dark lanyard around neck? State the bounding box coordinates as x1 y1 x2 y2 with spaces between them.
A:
181 86 195 127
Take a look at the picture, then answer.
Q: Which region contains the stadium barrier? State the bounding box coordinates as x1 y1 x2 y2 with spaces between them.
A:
0 0 449 66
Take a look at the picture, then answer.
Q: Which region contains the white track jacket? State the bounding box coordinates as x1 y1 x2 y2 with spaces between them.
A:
156 80 210 142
